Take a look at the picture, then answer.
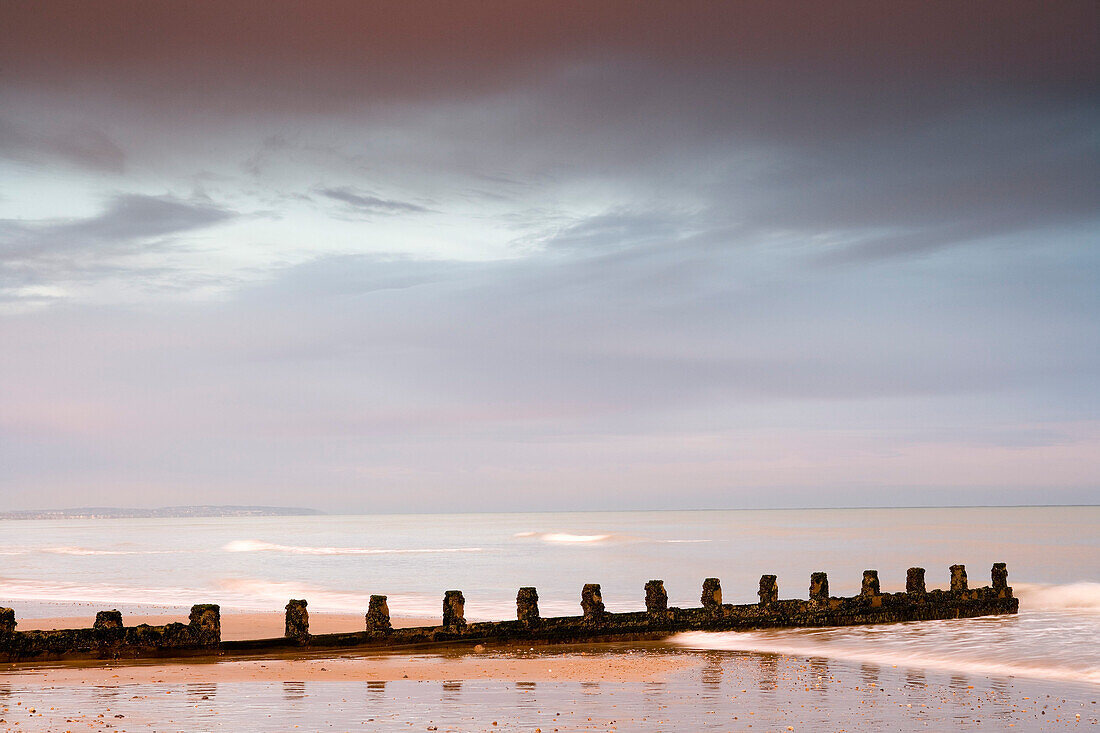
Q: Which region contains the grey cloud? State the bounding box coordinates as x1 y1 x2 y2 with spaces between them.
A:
1 229 1097 510
1 2 1097 508
318 187 431 215
0 194 237 301
0 117 125 173
540 208 697 253
1 193 235 261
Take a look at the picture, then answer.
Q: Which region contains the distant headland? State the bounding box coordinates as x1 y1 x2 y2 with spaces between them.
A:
0 506 324 520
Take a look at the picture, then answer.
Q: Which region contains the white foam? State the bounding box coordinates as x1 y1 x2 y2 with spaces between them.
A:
673 630 1100 687
222 540 482 555
513 532 614 544
541 533 612 544
1015 582 1100 612
41 546 179 556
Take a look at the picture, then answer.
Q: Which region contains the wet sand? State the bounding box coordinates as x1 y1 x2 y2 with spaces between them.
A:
1 646 1096 732
3 648 699 684
16 611 435 641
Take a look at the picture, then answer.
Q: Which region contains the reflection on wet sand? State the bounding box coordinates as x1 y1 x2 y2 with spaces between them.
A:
282 680 305 701
0 647 1095 731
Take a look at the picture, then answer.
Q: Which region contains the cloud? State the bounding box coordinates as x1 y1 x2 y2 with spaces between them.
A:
2 234 1098 510
318 187 431 215
2 193 235 260
0 2 1097 508
540 208 698 253
0 118 126 173
0 193 237 303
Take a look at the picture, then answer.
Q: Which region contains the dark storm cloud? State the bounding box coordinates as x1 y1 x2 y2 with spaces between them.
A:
318 187 431 215
3 2 1095 267
2 2 1094 104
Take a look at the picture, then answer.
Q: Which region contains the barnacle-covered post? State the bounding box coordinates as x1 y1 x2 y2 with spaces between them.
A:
517 587 540 625
443 590 466 629
758 575 778 605
366 595 392 632
285 599 309 641
645 580 668 616
701 578 722 610
809 572 829 603
581 583 605 621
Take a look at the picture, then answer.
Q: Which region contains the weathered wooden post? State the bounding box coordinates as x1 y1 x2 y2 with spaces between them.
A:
188 604 221 646
991 562 1010 597
94 610 123 630
645 580 668 616
443 590 466 629
517 587 540 625
758 575 778 605
285 599 309 641
950 564 968 592
861 570 880 597
701 578 722 610
0 607 15 635
809 572 829 603
366 595 392 632
581 584 605 621
906 567 926 598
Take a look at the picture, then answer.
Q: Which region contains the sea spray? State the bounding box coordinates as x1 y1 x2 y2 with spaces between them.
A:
673 609 1100 686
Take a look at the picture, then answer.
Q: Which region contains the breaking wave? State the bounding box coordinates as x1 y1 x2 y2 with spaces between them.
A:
41 546 180 556
673 627 1100 687
673 600 1100 688
513 532 614 544
1014 582 1100 612
513 532 709 545
222 540 482 555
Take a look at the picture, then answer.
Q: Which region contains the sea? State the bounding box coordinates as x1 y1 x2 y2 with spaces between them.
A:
1 505 1098 730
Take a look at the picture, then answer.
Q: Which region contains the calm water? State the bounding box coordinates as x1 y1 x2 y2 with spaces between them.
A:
2 506 1098 729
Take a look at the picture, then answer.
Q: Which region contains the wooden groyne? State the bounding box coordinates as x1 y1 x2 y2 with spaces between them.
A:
0 563 1018 662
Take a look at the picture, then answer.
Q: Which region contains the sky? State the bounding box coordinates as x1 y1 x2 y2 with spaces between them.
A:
0 1 1097 512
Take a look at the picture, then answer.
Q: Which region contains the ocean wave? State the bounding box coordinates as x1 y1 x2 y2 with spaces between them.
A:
0 576 211 611
513 532 614 544
222 540 482 555
672 628 1100 687
1014 582 1100 612
0 575 447 617
211 578 459 617
41 546 180 556
512 532 710 545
